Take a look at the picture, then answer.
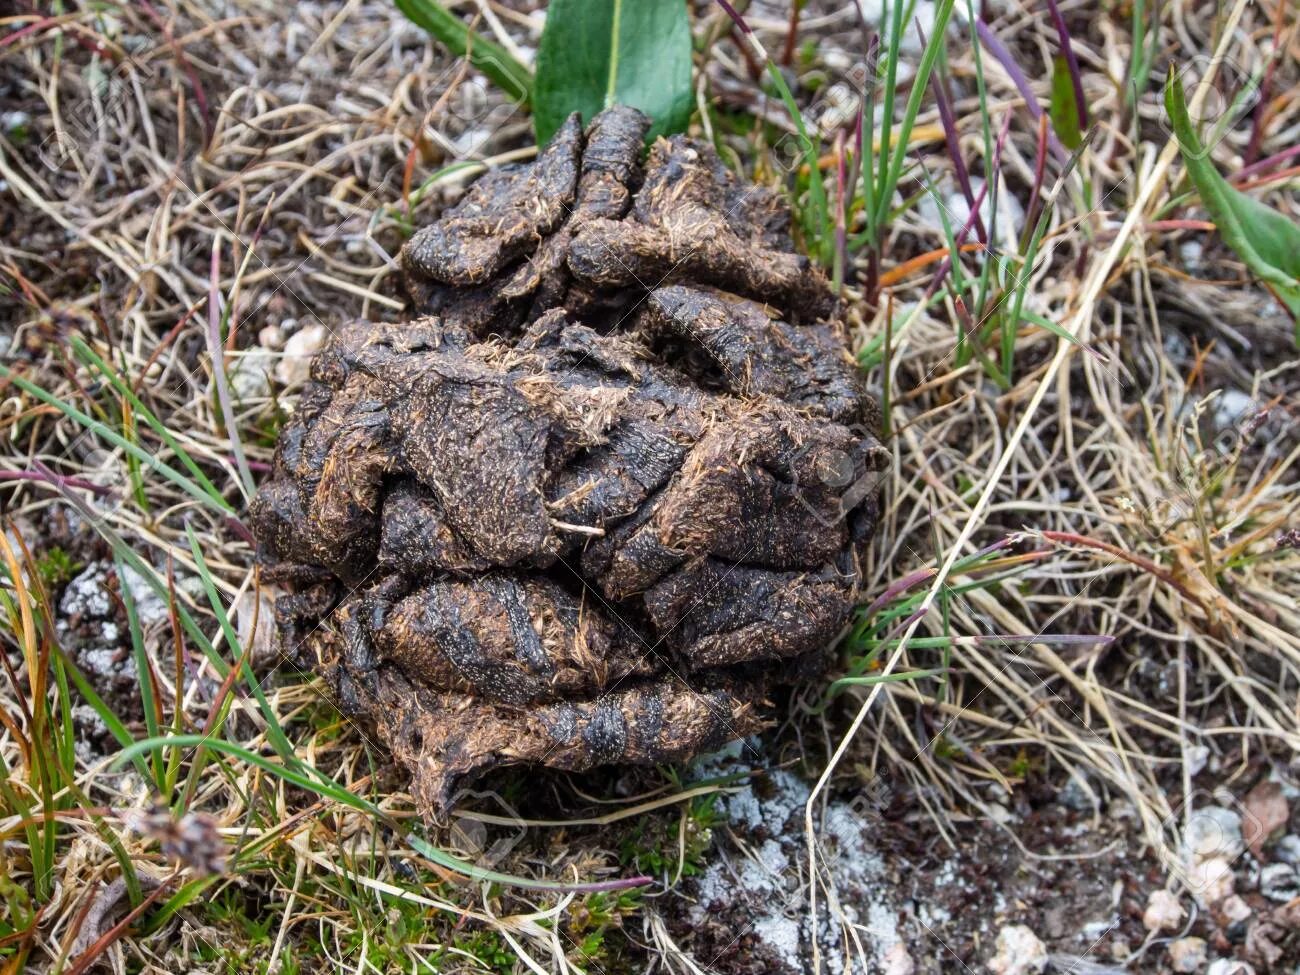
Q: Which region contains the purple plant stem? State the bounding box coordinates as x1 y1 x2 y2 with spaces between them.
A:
1021 113 1051 250
0 469 112 497
137 0 213 147
835 130 848 290
921 22 986 245
973 634 1115 647
229 456 272 473
846 105 865 210
223 517 255 545
1233 144 1300 184
925 111 1013 299
1043 0 1088 129
863 568 937 621
975 19 1067 163
713 0 751 35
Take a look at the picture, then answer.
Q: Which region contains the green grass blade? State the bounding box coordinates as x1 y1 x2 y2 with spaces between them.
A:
70 336 231 512
876 0 956 231
185 525 296 764
766 60 831 256
0 364 232 514
58 649 153 782
42 481 299 773
872 0 907 220
393 0 532 104
115 735 650 893
117 558 164 788
829 668 945 693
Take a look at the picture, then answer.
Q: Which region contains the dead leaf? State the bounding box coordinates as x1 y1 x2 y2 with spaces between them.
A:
1272 897 1300 930
1242 780 1289 859
1171 549 1242 639
1245 920 1284 968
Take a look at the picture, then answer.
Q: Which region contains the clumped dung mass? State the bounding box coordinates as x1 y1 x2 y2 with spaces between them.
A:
250 106 888 815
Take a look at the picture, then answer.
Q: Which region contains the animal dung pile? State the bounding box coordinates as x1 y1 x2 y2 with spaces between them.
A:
250 106 887 815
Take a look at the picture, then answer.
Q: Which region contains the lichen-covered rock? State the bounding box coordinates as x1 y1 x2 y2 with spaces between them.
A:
250 106 888 816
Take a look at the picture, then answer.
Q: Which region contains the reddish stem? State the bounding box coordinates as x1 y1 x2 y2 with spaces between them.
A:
0 469 111 497
781 0 802 65
1040 530 1213 618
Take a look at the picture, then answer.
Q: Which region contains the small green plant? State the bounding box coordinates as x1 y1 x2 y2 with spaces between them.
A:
0 527 144 955
205 888 278 951
618 792 719 880
1003 748 1038 781
565 889 643 967
727 0 955 296
0 873 36 966
452 928 517 973
35 545 78 588
833 536 1111 706
1165 70 1300 340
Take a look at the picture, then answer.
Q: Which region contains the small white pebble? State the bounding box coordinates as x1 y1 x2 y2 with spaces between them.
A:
987 924 1047 975
1212 390 1256 431
258 323 286 351
1184 745 1210 777
985 802 1013 825
1275 835 1300 866
1220 895 1252 924
60 563 113 618
119 563 168 626
1143 889 1186 933
229 348 275 400
1260 862 1300 902
882 942 915 975
275 322 327 388
1179 239 1204 270
1184 806 1245 864
1168 937 1207 973
1187 856 1235 907
1206 960 1254 975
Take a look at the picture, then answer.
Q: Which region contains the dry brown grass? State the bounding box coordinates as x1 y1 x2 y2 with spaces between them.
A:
1 0 1298 972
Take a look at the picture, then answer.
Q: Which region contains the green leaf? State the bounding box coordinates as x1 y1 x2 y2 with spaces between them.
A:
394 0 532 104
534 0 692 145
1048 55 1083 151
829 668 946 693
1164 70 1300 338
